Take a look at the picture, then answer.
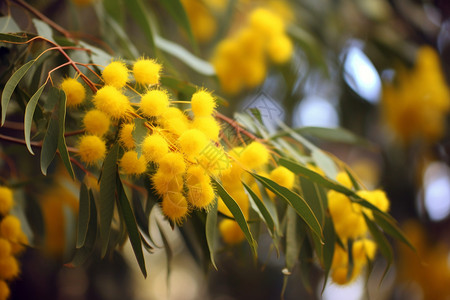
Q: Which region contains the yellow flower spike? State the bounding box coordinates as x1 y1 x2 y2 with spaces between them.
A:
142 134 169 163
0 280 10 300
191 90 217 117
159 152 186 175
0 239 11 259
93 86 133 120
119 123 136 150
269 166 295 189
102 61 129 88
0 187 13 216
177 129 209 160
119 151 148 175
267 33 293 64
133 58 162 85
78 135 106 165
0 256 20 280
240 142 270 169
83 109 110 136
151 170 184 195
219 219 245 245
0 216 22 243
140 89 170 117
161 192 188 224
60 78 86 107
192 116 221 141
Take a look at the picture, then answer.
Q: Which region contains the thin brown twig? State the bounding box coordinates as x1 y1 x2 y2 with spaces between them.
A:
65 129 85 137
215 112 265 143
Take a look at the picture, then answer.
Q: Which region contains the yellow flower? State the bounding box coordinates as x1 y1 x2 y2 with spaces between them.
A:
151 170 184 195
357 189 390 219
219 219 245 245
0 187 13 216
177 129 209 160
0 239 11 259
0 280 10 300
192 116 221 141
161 192 188 224
0 256 19 280
191 90 217 117
133 58 162 85
240 142 270 169
0 216 22 243
181 0 217 43
93 86 133 120
142 134 169 163
119 151 148 175
60 78 86 107
267 33 293 64
336 171 353 189
83 109 110 136
102 61 129 88
119 123 136 150
159 152 186 175
249 8 284 38
78 135 106 165
270 166 295 189
140 89 170 117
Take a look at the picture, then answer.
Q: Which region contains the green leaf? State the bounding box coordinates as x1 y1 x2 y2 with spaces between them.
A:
373 210 415 252
99 143 119 258
55 91 75 179
0 16 20 33
251 173 323 242
133 118 147 158
300 177 325 226
32 18 55 42
158 0 198 51
116 178 147 277
285 206 304 271
363 213 393 282
0 32 33 43
127 0 156 53
156 220 173 287
24 83 46 154
1 60 36 125
103 0 125 24
40 110 59 175
242 182 276 238
321 216 336 292
76 183 91 248
211 178 257 256
205 198 218 270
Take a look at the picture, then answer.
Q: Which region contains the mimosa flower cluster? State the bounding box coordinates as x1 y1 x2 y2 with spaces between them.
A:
0 187 28 300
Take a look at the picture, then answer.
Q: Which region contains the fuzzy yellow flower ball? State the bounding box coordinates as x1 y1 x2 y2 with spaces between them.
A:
140 90 170 117
133 58 162 85
119 123 135 150
93 86 132 120
0 280 9 300
159 152 186 175
83 109 110 136
249 8 284 38
270 166 295 189
119 151 147 175
60 78 86 107
177 129 208 160
240 142 270 169
10 232 27 255
336 172 353 189
192 116 221 141
0 256 19 280
219 219 245 245
191 90 217 117
102 61 129 88
152 171 184 195
0 216 21 243
187 182 215 209
78 135 106 165
161 192 188 223
0 187 13 216
0 239 11 259
142 134 169 163
267 34 293 64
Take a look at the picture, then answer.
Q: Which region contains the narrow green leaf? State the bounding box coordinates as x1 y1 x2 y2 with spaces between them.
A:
32 18 55 42
0 32 33 43
211 178 257 256
285 206 304 271
24 83 46 154
117 178 147 277
99 143 119 257
133 118 147 158
373 211 416 252
1 60 35 125
158 0 198 51
251 173 323 242
320 216 336 293
298 234 313 293
103 0 124 24
205 198 218 270
76 183 91 248
40 112 59 175
56 91 75 179
363 213 393 282
127 0 156 53
345 167 361 190
242 182 276 238
0 15 20 33
300 178 325 226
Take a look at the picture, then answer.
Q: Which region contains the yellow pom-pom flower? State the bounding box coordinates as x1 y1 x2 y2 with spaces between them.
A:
102 61 129 88
83 109 110 136
240 142 270 169
249 8 284 38
133 58 162 85
353 238 377 264
177 129 208 160
78 135 106 165
159 153 186 175
219 219 245 245
192 116 221 141
267 33 293 64
336 171 353 189
152 171 184 195
93 86 133 120
0 187 13 216
60 78 86 107
357 189 390 219
191 90 217 117
10 232 27 255
0 256 19 280
0 280 10 300
142 134 169 163
0 239 11 259
270 166 295 189
187 182 215 209
161 192 188 223
119 151 148 175
140 89 170 117
0 216 21 243
119 123 136 150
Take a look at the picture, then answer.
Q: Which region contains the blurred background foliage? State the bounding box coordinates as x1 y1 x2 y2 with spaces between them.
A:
1 0 450 299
